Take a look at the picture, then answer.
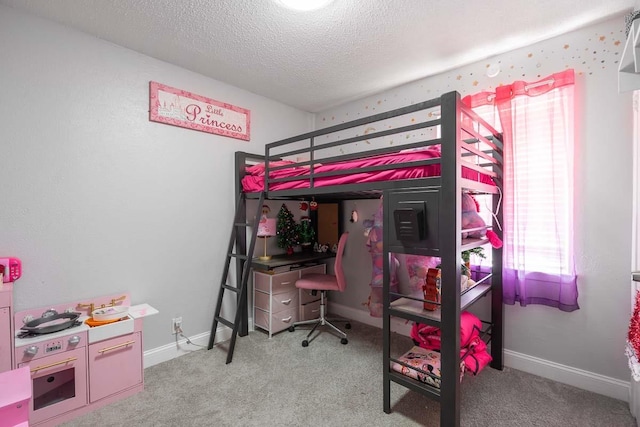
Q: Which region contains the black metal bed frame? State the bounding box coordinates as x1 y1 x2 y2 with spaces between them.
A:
232 91 504 427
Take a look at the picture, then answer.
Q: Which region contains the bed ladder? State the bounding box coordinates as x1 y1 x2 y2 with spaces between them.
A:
208 191 265 364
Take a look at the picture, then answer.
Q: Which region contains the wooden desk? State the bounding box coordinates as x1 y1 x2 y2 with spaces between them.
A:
251 252 336 271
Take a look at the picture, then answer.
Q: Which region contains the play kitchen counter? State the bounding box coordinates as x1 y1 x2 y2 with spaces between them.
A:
13 293 158 427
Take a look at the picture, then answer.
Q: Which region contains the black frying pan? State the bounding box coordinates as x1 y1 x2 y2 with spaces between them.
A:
21 312 81 335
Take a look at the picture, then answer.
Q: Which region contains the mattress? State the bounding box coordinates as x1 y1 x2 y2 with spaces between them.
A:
241 149 495 192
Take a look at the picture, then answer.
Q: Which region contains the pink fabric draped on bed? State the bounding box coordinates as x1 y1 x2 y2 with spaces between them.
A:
241 148 495 192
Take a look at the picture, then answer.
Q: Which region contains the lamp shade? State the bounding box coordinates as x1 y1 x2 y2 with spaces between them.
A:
257 218 277 237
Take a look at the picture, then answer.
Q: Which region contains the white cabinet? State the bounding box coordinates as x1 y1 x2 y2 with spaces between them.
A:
254 264 326 338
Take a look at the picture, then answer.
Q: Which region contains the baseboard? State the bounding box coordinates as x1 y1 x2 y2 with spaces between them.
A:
504 349 630 401
143 327 228 368
328 302 631 402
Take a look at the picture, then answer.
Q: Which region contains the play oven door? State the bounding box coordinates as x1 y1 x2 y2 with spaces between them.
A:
18 346 87 425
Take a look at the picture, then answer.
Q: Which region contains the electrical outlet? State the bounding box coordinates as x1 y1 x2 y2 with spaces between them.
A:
172 317 182 334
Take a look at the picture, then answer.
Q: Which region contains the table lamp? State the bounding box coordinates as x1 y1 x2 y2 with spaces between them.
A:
257 218 277 260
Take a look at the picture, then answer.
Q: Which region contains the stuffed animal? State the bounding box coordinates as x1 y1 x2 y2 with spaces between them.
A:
362 199 400 317
461 193 502 249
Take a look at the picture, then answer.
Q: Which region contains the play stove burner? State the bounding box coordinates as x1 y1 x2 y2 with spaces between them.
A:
16 319 82 338
17 310 83 338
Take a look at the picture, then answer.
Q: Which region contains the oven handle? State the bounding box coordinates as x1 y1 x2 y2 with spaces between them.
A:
98 340 136 354
30 357 77 373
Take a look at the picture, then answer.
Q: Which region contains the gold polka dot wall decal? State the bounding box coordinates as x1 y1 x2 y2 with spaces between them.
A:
564 44 570 49
528 53 533 58
377 100 382 104
615 40 621 46
473 80 479 86
599 36 605 41
457 75 462 80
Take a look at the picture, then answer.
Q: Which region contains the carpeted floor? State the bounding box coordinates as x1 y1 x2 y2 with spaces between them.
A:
62 321 636 426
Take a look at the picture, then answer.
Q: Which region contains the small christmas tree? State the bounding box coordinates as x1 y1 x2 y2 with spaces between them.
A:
276 203 298 251
297 216 316 248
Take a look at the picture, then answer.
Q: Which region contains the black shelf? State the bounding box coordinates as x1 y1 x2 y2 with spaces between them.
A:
389 283 492 327
388 371 442 400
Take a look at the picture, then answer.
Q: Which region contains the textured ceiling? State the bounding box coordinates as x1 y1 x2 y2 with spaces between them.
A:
0 0 635 112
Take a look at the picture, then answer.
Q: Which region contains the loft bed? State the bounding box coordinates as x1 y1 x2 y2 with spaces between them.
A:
233 91 504 427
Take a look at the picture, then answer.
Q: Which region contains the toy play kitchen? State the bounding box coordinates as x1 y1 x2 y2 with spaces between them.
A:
1 257 21 374
1 267 158 427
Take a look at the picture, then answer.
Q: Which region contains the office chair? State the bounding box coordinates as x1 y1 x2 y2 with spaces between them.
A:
288 232 351 347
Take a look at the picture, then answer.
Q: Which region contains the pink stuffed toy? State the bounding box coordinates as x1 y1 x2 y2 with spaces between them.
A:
461 193 502 249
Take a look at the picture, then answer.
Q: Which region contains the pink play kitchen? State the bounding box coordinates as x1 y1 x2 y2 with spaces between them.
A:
0 258 158 427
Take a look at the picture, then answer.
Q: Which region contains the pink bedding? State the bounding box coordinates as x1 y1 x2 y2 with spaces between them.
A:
241 149 495 192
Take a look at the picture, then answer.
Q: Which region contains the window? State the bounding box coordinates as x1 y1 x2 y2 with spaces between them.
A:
464 69 578 312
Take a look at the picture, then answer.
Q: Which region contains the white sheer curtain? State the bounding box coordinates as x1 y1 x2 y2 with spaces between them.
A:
463 69 578 312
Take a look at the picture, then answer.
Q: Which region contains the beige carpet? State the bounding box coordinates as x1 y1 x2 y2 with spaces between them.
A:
62 321 635 427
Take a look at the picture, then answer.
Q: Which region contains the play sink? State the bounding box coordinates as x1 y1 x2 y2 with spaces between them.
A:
86 303 159 343
87 315 134 343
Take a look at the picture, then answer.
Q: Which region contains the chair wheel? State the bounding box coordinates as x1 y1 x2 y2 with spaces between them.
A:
302 340 309 347
341 338 348 345
288 326 295 332
345 323 351 329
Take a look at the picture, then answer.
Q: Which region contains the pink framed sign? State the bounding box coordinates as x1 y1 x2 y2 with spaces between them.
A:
149 81 250 141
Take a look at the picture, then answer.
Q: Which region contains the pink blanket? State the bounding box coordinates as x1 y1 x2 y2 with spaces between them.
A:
410 311 482 350
241 149 494 192
410 311 492 376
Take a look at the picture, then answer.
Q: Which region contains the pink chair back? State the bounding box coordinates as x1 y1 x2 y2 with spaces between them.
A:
334 232 349 292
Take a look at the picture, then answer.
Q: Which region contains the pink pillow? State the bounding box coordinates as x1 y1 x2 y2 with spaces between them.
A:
245 160 295 176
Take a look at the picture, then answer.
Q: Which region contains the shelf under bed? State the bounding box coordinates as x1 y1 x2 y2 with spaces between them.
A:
389 283 492 327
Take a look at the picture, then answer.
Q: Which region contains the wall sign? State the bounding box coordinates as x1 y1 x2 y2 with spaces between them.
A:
149 81 250 141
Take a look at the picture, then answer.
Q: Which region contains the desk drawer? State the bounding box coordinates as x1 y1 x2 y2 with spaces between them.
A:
300 264 326 276
254 271 299 295
300 288 321 305
255 307 297 335
300 300 323 321
255 289 298 313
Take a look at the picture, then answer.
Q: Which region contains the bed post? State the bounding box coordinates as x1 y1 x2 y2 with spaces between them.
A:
382 193 392 413
491 140 505 369
235 151 249 337
439 91 463 427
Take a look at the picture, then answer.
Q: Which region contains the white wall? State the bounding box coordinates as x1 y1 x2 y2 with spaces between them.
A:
322 15 634 385
0 5 313 351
